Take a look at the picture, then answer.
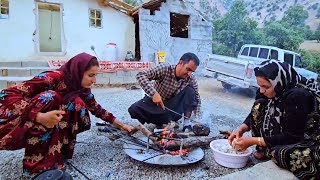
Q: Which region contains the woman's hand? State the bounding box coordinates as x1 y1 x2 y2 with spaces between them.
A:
228 131 241 145
234 137 254 151
228 124 250 145
121 124 134 133
36 110 65 128
112 119 134 133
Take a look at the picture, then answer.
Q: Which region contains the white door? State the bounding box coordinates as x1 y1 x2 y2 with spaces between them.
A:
37 2 62 52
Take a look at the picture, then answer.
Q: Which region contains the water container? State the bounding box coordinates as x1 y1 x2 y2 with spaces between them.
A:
105 43 117 61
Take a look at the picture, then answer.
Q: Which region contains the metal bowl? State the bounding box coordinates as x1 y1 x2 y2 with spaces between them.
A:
123 136 204 166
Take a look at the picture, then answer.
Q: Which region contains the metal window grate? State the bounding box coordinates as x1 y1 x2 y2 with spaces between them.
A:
89 9 102 28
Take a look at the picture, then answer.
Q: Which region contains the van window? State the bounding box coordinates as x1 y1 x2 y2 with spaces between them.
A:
270 50 278 60
258 48 269 59
284 53 294 66
295 55 303 68
249 47 258 57
241 47 249 56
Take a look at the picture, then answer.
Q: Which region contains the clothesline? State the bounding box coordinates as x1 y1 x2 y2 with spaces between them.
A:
47 60 151 72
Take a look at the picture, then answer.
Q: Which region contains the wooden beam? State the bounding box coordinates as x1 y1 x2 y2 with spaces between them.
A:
97 0 106 6
110 0 133 10
108 3 130 14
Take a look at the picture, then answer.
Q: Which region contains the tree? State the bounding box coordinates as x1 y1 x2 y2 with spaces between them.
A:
304 26 314 40
213 0 260 56
282 5 308 27
264 22 304 50
199 0 221 21
122 0 142 6
314 29 320 42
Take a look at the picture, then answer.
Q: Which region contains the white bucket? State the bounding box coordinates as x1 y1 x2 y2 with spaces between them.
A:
106 43 117 61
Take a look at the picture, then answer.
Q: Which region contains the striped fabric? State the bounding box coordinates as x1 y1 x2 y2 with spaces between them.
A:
137 63 201 117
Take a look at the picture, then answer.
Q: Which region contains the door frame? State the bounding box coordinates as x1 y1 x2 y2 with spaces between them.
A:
34 0 66 55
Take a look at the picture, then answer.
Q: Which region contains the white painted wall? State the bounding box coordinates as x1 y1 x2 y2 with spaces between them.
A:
0 0 135 61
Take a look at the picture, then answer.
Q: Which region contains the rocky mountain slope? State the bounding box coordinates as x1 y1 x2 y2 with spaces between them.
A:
192 0 320 31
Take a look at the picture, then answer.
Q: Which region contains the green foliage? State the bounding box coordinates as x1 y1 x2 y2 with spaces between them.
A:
299 49 320 75
304 26 314 40
282 5 308 27
213 0 260 55
263 22 304 50
311 3 319 10
316 8 320 18
200 0 221 21
314 29 320 42
212 43 235 57
122 0 141 6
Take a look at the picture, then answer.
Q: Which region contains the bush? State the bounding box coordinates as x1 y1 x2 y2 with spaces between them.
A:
317 8 320 18
257 12 261 16
212 43 235 57
299 50 320 76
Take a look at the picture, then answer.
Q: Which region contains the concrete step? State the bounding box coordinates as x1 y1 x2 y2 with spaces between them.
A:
0 67 55 77
0 61 49 67
214 161 297 180
0 76 33 89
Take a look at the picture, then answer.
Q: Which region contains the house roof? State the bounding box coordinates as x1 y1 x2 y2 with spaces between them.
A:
129 0 166 16
98 0 134 15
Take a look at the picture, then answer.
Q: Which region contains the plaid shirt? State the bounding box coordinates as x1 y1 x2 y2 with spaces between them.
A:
137 63 201 117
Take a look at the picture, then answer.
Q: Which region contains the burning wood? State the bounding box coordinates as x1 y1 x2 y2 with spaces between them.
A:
157 136 218 151
134 124 158 142
134 123 218 151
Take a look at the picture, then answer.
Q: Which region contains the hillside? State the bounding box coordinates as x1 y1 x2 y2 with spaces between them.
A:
192 0 320 31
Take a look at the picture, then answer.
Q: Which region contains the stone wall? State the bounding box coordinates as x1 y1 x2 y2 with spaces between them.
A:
138 0 212 66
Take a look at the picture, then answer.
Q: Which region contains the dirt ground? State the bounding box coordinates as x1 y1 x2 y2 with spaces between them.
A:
299 40 320 52
0 77 257 180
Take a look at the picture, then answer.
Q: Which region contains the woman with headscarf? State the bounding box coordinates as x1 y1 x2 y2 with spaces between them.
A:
229 59 320 179
0 52 133 178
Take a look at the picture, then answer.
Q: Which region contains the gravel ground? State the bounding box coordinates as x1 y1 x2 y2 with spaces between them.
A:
0 77 258 180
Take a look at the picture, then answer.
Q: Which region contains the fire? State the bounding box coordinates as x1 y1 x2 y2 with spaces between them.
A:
156 130 188 156
168 149 188 156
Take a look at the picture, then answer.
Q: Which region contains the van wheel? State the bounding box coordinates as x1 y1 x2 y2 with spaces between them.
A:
221 82 233 89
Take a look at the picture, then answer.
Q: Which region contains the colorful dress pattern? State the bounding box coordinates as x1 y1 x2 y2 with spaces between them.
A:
0 71 115 178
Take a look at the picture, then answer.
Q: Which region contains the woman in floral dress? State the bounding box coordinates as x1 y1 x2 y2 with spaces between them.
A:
229 60 320 179
0 52 133 178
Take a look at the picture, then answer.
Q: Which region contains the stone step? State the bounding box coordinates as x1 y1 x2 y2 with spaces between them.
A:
0 76 33 89
214 161 297 180
0 67 55 77
0 61 49 67
0 70 139 90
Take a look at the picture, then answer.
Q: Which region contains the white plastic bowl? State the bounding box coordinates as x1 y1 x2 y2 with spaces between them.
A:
210 139 252 168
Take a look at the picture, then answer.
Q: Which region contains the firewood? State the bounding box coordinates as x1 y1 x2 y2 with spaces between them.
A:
163 122 179 130
134 124 158 142
157 136 218 151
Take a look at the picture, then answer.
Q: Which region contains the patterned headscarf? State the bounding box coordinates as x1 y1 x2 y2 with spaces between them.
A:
58 52 97 102
254 60 319 137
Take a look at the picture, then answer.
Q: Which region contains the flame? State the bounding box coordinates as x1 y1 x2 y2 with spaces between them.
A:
169 149 188 156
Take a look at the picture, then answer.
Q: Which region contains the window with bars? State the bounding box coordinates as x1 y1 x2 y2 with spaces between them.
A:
89 9 102 28
0 0 9 19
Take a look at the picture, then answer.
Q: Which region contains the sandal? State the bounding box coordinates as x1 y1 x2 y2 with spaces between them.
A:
253 151 268 160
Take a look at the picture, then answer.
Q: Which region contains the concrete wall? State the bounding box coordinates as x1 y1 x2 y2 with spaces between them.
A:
0 0 135 61
139 0 212 65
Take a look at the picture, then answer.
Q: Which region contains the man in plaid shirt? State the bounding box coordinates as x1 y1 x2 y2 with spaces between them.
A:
128 53 201 130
